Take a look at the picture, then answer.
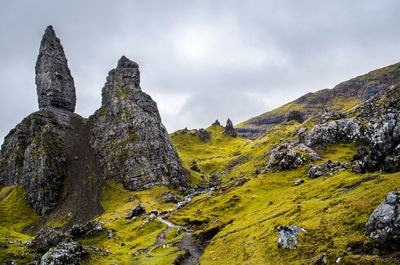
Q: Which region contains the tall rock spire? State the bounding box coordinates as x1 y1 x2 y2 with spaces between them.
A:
35 25 76 112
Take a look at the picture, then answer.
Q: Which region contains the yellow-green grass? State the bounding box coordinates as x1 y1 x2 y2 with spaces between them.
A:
0 186 40 264
167 137 400 264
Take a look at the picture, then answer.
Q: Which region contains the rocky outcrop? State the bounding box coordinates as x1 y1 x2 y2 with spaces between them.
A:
40 241 86 265
163 191 180 203
267 149 305 171
0 109 67 215
286 110 304 123
126 205 146 219
32 227 66 251
303 118 369 149
223 119 237 138
211 120 220 126
307 160 348 179
69 221 105 239
36 26 76 112
277 225 307 249
266 143 320 171
89 56 190 192
365 191 400 245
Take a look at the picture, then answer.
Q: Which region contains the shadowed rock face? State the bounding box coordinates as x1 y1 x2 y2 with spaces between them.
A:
36 26 76 112
224 119 237 138
89 56 190 192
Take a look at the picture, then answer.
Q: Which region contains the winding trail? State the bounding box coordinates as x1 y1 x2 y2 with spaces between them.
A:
157 216 203 265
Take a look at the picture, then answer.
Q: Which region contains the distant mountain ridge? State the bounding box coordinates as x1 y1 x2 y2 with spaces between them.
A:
237 62 400 138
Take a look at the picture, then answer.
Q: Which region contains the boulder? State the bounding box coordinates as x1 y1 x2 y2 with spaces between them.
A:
294 179 304 186
126 205 146 219
307 160 348 179
36 26 76 112
364 191 400 245
163 191 180 203
313 253 327 265
69 221 105 239
40 241 86 265
31 227 66 251
267 148 305 171
277 225 307 249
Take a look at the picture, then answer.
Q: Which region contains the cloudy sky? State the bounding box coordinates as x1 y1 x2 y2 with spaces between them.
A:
1 1 400 144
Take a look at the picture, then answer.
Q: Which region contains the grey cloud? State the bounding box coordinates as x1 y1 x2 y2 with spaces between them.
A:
1 0 400 144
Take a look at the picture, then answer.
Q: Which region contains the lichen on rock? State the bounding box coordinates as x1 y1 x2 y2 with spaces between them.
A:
35 26 76 112
89 56 190 192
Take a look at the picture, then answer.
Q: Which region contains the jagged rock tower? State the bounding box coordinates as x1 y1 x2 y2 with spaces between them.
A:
89 56 191 192
0 26 190 220
36 26 76 112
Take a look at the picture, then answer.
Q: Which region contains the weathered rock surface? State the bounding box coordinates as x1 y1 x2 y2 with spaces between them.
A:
286 110 304 123
223 118 237 138
126 205 146 219
365 191 400 245
40 241 86 265
32 227 66 251
303 118 369 149
307 160 348 179
36 26 76 112
89 56 190 192
0 109 67 215
277 225 306 249
294 179 304 186
313 253 327 265
211 120 221 126
69 221 105 239
163 191 180 203
267 148 305 171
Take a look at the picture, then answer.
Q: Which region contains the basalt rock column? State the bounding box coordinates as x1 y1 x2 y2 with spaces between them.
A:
89 56 191 192
224 118 237 137
36 25 76 112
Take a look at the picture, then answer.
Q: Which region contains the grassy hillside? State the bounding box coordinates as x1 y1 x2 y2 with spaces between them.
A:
238 62 400 136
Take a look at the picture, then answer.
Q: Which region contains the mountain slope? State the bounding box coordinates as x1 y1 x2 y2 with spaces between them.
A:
238 62 400 138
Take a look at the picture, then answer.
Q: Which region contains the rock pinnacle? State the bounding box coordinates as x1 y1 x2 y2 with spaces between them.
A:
35 25 76 112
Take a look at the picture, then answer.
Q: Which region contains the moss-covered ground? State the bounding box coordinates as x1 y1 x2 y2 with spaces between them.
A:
1 116 399 264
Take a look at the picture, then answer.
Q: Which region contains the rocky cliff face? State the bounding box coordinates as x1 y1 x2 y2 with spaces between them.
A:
89 56 190 192
0 109 67 215
0 26 189 221
36 26 76 112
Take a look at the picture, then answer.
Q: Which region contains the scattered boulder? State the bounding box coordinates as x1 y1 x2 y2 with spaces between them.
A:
223 118 237 138
307 160 348 179
69 221 105 239
176 195 192 209
36 25 76 112
40 241 86 265
31 227 66 251
190 161 201 172
212 120 221 126
126 205 146 219
313 253 327 265
267 148 305 171
163 191 180 203
294 179 304 186
364 191 400 245
277 225 307 249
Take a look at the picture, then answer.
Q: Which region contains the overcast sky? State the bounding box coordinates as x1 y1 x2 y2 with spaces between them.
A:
1 0 400 144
